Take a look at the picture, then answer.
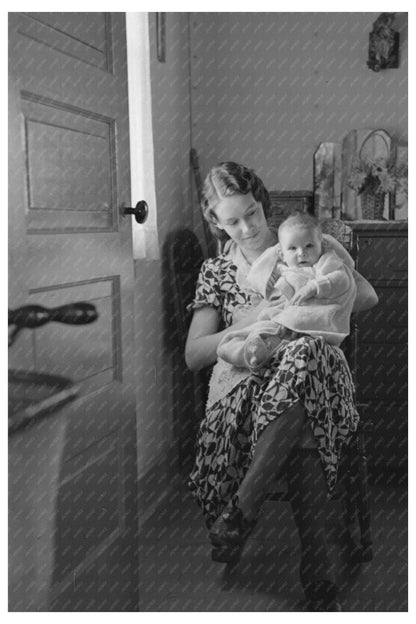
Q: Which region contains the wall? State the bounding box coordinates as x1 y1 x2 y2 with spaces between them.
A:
190 12 408 191
134 13 193 514
134 11 408 510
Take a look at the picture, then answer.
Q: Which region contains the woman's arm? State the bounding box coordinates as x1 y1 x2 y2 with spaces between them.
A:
352 269 379 312
185 301 269 371
323 234 378 312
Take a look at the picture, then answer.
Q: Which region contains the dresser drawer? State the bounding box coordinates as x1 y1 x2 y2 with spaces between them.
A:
356 342 407 400
365 401 408 471
357 235 407 281
358 287 407 343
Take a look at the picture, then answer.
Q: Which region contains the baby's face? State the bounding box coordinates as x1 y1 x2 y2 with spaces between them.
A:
279 226 322 268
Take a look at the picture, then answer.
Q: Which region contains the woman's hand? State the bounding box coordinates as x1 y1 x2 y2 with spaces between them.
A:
324 234 378 312
352 270 379 312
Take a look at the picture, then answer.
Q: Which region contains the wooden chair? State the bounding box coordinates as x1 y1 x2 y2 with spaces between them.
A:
167 219 373 563
321 218 373 563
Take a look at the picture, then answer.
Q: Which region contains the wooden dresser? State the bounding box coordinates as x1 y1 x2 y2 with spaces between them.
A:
352 221 408 483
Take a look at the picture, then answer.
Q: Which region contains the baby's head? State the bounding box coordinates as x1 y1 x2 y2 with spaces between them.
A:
278 213 323 268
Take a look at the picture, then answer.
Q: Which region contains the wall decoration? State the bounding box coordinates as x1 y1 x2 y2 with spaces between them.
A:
394 145 408 220
313 142 342 220
367 13 399 72
267 191 314 229
342 128 394 220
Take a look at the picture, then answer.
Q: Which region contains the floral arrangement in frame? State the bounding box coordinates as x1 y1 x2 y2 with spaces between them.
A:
342 128 395 220
347 156 396 196
394 145 408 220
347 148 408 220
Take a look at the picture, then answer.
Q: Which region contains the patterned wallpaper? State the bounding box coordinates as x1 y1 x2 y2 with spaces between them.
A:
189 12 408 193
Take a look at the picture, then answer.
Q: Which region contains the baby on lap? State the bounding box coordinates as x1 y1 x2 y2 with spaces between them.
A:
217 213 357 370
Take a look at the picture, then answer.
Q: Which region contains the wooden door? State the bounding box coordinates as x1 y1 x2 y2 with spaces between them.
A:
9 13 140 611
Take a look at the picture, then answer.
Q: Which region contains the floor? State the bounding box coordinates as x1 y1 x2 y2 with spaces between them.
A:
138 477 407 612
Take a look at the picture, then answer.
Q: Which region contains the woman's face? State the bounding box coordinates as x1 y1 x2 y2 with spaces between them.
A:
213 193 271 255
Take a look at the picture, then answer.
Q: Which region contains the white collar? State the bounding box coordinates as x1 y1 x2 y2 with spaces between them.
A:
226 228 278 292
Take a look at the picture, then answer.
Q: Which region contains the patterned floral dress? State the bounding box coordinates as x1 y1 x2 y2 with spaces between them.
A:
187 247 359 529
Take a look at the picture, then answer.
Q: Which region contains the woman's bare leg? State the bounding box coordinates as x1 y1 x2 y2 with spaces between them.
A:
239 407 336 598
236 402 306 520
287 447 337 604
217 403 337 605
297 418 316 448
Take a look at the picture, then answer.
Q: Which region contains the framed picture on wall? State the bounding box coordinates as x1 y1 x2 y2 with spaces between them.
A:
267 191 314 229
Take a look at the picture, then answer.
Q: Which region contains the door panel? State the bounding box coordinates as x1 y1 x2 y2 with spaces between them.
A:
28 278 121 394
22 92 117 232
18 13 112 71
9 13 139 611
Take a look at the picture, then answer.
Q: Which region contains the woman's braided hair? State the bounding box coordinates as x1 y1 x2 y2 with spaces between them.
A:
201 162 271 242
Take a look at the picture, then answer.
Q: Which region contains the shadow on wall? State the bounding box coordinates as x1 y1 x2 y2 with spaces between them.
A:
162 228 208 477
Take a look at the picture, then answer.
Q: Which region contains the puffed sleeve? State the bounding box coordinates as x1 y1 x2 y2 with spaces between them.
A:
187 257 222 313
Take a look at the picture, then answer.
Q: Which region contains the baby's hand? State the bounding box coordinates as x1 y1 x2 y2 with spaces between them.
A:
275 324 301 341
275 323 289 338
245 338 269 368
290 281 317 305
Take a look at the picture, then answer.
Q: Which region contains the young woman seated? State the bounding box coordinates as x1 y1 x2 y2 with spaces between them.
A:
185 162 378 612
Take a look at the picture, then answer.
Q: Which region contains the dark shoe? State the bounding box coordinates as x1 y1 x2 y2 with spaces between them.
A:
304 580 341 612
209 504 256 548
306 597 342 612
211 543 242 564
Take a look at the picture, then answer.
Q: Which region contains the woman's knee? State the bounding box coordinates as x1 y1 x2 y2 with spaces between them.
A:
257 402 306 446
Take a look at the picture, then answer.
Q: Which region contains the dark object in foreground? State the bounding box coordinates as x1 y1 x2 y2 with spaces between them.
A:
8 302 98 346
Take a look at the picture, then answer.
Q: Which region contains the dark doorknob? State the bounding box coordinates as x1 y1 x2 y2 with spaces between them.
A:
122 200 148 224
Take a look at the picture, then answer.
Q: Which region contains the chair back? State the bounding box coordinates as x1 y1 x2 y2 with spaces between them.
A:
320 218 358 380
320 218 357 259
